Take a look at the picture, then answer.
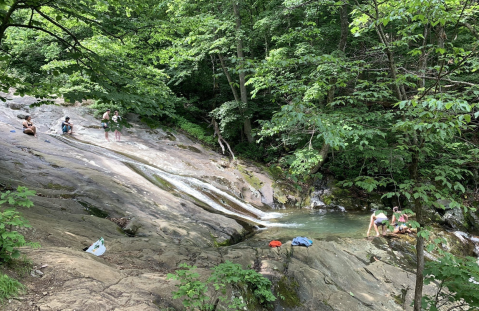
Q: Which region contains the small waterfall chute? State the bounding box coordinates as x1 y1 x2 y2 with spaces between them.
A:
51 135 295 227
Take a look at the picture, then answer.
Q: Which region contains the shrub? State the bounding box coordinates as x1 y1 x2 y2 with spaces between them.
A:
0 187 40 263
0 274 24 302
423 253 479 310
167 261 276 310
234 142 279 163
176 116 216 145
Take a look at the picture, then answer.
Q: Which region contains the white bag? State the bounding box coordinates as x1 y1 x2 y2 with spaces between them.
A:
85 237 106 256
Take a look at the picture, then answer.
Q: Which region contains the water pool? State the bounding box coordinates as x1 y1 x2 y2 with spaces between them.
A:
260 209 372 239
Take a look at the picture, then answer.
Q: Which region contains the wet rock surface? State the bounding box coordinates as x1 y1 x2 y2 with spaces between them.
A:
0 96 471 311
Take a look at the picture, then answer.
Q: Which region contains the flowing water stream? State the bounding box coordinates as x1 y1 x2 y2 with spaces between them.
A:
53 135 290 227
53 135 369 238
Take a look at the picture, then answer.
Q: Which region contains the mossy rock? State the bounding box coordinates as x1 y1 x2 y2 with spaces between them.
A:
45 183 75 191
163 131 177 141
272 185 289 205
77 201 109 218
302 196 311 208
322 194 334 206
272 181 299 207
153 175 176 191
331 187 350 197
211 233 231 247
204 176 232 189
439 231 476 257
275 276 301 308
237 164 263 190
176 144 201 153
266 165 283 181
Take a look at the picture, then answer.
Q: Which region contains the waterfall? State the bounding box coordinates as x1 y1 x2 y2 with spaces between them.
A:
453 231 479 265
52 135 295 227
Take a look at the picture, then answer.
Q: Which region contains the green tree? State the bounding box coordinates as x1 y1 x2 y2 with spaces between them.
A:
0 186 39 262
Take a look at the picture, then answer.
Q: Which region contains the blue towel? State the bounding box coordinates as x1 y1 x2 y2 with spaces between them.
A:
292 237 313 247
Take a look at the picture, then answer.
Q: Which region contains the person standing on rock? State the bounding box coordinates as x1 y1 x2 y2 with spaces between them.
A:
112 110 122 141
62 117 73 135
102 109 110 142
367 211 388 237
22 115 37 137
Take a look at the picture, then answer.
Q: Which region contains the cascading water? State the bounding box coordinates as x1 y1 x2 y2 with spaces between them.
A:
52 135 296 227
454 231 479 265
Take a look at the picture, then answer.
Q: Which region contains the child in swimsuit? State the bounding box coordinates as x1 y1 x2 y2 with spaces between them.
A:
392 206 411 234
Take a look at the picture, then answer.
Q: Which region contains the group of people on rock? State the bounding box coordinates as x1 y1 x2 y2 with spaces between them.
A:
367 206 411 237
101 109 122 142
21 109 122 142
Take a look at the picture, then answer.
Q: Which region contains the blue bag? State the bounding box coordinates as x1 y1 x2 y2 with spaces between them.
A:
292 236 313 247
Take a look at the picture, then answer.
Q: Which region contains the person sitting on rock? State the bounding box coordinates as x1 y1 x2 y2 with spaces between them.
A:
367 211 388 237
62 117 73 135
22 115 37 137
391 206 411 234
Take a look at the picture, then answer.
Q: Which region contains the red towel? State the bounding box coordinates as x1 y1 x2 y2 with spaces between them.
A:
269 240 282 248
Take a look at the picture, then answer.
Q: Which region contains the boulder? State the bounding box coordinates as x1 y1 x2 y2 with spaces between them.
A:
307 177 368 211
435 199 452 210
443 208 467 231
123 217 141 236
7 102 28 110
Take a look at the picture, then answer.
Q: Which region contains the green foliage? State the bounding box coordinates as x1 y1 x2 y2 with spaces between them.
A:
167 263 210 310
234 142 279 163
0 187 40 263
423 253 479 310
210 101 249 140
0 274 25 303
167 261 276 310
175 117 216 145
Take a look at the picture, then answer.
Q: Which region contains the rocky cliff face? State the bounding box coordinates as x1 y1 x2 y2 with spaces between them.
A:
0 95 471 311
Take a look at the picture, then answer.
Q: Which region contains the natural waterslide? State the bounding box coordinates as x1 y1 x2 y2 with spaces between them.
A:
53 135 371 238
53 134 290 227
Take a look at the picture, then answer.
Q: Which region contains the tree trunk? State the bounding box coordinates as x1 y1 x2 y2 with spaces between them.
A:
375 24 406 100
418 25 430 88
410 147 424 311
327 79 336 105
310 2 347 175
217 53 240 102
310 143 330 174
436 25 446 93
338 1 348 52
233 1 253 143
0 1 20 44
212 118 235 160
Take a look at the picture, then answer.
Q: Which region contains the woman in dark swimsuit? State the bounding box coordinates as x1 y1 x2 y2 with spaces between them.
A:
22 116 37 137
